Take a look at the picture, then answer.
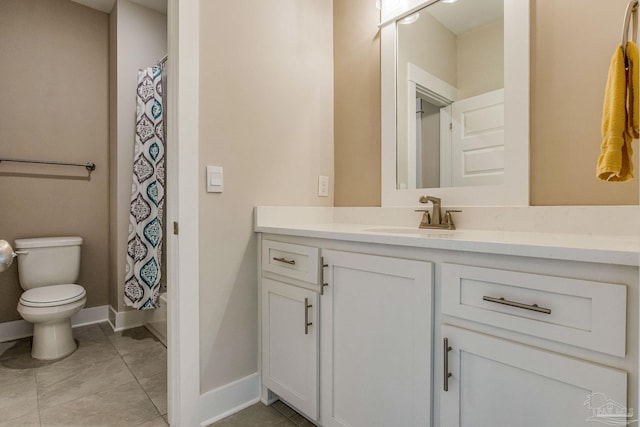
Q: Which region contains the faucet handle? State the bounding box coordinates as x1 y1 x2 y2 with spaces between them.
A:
414 209 431 226
443 210 462 230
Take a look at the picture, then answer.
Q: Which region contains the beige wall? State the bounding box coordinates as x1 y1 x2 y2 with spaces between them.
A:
531 0 638 205
457 18 503 99
0 0 109 322
398 12 457 88
109 0 166 311
198 0 334 391
334 0 381 206
334 0 639 206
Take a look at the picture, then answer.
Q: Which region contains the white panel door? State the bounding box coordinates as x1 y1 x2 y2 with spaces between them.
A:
449 89 504 187
262 278 319 421
440 324 628 427
321 250 433 427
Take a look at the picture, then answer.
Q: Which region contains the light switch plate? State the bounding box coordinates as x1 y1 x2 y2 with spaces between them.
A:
207 166 223 193
318 175 329 197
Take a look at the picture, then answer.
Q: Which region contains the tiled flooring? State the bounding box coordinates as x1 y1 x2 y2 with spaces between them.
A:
210 400 315 427
0 323 167 426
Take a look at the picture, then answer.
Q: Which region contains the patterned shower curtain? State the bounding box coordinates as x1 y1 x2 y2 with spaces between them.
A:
124 64 165 310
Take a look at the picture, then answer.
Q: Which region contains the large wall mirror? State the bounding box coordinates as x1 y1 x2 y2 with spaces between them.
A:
381 0 529 206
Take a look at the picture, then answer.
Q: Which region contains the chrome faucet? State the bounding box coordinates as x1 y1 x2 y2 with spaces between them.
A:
415 196 461 230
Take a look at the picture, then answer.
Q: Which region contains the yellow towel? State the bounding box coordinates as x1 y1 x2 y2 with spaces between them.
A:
597 42 638 182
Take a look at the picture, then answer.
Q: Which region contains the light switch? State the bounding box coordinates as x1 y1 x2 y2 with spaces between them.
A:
207 166 223 193
318 175 329 197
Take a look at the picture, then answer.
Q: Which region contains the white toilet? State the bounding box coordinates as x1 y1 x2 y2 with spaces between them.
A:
14 236 87 360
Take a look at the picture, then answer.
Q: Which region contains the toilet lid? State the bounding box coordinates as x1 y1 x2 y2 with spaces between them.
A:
20 284 86 308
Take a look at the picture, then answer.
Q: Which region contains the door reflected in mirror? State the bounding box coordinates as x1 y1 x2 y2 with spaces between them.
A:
396 0 504 190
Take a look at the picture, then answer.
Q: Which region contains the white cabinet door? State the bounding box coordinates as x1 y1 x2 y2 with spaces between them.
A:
440 324 628 427
321 250 433 427
262 278 319 421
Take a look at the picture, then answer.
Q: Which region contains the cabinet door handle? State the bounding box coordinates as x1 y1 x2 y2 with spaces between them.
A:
320 257 328 295
443 338 452 392
304 298 313 335
273 256 296 265
482 296 552 314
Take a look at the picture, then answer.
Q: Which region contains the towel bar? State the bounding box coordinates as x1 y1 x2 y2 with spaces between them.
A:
622 0 639 62
0 158 96 172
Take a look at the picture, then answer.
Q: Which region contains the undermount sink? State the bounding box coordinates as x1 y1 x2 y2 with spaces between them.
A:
363 227 457 238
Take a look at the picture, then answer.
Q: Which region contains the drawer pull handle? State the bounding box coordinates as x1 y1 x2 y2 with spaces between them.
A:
273 257 296 265
304 298 313 335
443 338 452 392
482 296 552 314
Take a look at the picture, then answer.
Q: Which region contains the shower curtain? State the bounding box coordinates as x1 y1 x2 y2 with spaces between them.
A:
124 64 165 310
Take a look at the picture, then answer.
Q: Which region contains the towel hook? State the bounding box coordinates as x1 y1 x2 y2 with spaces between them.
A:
622 0 639 61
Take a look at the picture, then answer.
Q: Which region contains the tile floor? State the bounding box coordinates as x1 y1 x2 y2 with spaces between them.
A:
0 322 167 427
210 400 316 427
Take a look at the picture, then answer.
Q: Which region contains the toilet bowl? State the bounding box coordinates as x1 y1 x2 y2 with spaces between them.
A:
17 284 86 360
14 237 87 360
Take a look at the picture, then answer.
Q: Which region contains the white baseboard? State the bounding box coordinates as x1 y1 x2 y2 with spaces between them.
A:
0 319 33 343
199 372 261 426
108 306 147 332
71 305 109 327
0 305 109 343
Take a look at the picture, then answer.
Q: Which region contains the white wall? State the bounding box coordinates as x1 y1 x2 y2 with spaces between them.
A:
109 0 167 312
198 0 334 392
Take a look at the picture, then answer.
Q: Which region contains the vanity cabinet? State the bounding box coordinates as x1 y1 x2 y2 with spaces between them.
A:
440 325 627 427
439 263 629 427
321 250 433 427
258 231 637 427
261 240 320 422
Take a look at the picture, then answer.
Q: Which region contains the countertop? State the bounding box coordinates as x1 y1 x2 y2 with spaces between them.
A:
255 217 639 267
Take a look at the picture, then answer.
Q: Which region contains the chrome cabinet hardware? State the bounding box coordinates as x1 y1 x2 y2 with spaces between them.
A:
482 296 552 314
443 338 452 391
321 257 328 295
304 298 313 335
273 257 296 265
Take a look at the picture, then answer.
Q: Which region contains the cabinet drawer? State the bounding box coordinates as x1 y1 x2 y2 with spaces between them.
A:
441 263 626 357
262 240 319 284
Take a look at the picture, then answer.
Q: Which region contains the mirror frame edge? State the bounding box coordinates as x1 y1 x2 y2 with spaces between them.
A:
381 0 530 207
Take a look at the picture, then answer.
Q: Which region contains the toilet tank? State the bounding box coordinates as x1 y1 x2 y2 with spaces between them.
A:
14 236 83 289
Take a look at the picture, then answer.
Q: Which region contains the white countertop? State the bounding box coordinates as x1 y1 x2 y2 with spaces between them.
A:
254 207 640 266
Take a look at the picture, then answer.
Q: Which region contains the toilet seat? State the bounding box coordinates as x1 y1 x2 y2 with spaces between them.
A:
20 284 86 308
